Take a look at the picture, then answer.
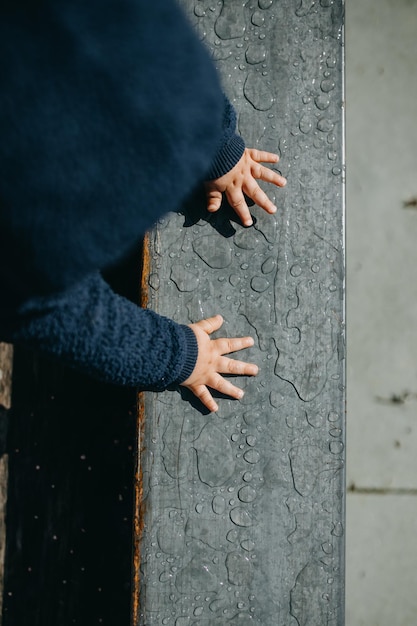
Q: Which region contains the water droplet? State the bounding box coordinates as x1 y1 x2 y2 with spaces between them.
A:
328 283 337 292
227 529 239 543
329 428 342 438
315 94 330 110
251 276 269 293
311 263 320 273
261 256 275 274
240 540 255 554
251 10 265 26
230 506 254 527
193 235 232 268
259 0 273 8
238 485 257 503
242 471 253 482
195 503 203 514
290 264 302 277
243 449 260 464
212 47 233 62
244 73 274 111
328 411 339 423
170 266 199 292
209 598 226 613
327 150 337 161
295 0 316 17
233 228 259 250
321 79 335 93
212 495 226 515
329 440 344 455
245 43 267 65
148 273 160 290
194 4 206 17
215 4 246 39
332 166 342 176
299 114 312 134
243 411 260 426
322 541 333 554
193 606 204 617
246 435 257 447
194 424 235 486
317 118 334 132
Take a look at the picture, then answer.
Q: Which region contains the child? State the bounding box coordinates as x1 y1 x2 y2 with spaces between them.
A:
0 0 286 412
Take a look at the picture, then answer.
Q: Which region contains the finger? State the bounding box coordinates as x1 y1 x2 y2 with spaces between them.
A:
191 384 219 413
251 164 287 187
214 335 255 355
244 181 277 214
206 189 223 213
225 189 253 227
247 148 280 164
208 373 245 400
218 356 259 376
195 314 224 335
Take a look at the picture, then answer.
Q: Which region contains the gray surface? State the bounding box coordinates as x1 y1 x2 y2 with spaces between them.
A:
138 1 345 624
345 1 417 624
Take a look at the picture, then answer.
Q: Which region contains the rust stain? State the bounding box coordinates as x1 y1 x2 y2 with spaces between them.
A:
0 343 13 410
403 196 417 209
140 233 151 310
131 392 146 626
131 234 151 626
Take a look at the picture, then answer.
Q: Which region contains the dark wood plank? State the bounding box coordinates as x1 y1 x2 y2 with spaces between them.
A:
2 252 141 626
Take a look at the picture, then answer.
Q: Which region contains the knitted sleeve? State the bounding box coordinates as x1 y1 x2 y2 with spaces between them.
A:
204 96 246 180
9 272 198 390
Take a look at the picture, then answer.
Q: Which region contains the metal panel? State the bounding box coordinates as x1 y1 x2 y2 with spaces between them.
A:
135 1 345 624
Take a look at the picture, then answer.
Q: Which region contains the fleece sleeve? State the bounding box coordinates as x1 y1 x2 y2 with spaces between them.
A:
9 272 198 390
204 96 246 181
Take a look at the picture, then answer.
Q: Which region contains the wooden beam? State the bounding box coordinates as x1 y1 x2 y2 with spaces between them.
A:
134 0 345 624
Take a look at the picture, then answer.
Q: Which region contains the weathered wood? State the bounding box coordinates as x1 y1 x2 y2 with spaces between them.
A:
136 1 345 624
0 344 13 411
0 342 12 625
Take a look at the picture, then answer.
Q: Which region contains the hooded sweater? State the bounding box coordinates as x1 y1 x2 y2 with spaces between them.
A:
0 0 245 389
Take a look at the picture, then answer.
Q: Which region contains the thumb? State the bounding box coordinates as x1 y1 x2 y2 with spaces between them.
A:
206 188 223 213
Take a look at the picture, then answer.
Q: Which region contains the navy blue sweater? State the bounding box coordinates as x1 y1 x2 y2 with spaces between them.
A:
0 0 245 389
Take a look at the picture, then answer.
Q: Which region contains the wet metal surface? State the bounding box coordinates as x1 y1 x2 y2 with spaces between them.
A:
137 1 345 624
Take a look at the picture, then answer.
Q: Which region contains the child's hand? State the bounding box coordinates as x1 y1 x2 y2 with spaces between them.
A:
205 148 287 227
181 314 258 412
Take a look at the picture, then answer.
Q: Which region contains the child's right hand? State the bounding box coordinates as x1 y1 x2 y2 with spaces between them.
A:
181 314 258 412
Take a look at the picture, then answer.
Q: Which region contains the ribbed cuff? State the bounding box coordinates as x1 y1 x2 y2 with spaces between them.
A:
175 324 199 384
205 134 245 180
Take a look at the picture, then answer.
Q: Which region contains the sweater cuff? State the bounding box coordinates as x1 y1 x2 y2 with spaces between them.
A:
175 324 199 384
205 133 245 180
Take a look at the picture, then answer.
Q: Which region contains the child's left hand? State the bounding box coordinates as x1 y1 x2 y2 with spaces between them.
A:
205 148 287 227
